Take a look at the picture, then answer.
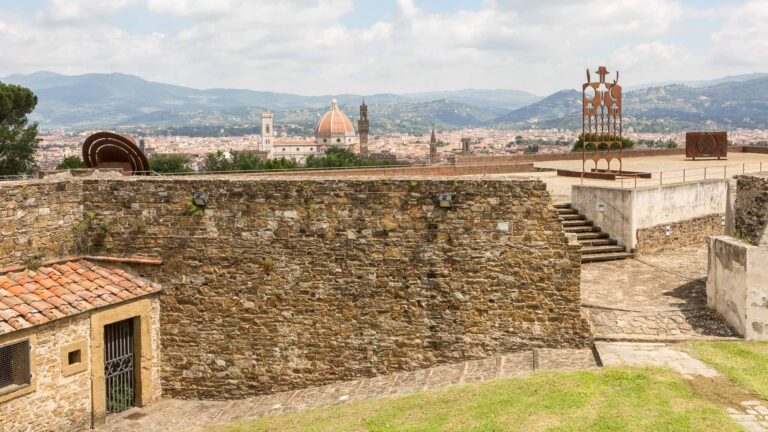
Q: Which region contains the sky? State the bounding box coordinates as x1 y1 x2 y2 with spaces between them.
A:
0 0 766 96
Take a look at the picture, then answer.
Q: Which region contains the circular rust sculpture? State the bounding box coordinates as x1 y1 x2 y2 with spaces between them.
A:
82 132 149 174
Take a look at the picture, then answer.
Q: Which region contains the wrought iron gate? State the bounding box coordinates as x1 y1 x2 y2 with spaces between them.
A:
104 319 135 413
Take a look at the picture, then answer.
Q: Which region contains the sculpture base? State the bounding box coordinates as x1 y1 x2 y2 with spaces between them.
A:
556 169 652 180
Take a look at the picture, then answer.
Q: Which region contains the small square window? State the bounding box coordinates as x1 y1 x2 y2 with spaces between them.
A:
0 340 31 394
67 349 82 365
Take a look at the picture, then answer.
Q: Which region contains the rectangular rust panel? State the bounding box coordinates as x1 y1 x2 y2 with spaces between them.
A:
686 132 728 159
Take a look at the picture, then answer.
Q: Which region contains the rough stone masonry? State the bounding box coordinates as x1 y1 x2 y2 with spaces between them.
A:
1 175 591 400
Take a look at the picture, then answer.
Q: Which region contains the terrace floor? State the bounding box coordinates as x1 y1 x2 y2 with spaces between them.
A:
581 244 737 341
495 151 768 203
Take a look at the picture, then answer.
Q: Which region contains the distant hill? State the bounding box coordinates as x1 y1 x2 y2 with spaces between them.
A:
625 73 768 91
491 77 768 132
0 71 535 131
3 71 767 132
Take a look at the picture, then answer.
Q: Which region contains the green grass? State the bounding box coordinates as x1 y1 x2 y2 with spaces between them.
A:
210 368 741 432
686 341 768 399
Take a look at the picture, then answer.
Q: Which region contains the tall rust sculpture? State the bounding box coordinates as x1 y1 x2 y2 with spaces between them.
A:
582 66 623 174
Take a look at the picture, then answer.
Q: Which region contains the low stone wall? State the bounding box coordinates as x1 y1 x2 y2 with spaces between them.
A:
572 179 728 251
636 213 723 255
0 180 82 267
77 176 590 400
228 162 535 178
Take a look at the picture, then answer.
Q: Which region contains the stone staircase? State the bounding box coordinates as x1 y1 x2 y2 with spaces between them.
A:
554 203 633 263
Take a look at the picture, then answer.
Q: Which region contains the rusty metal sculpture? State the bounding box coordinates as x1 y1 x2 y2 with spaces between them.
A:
82 132 150 174
582 66 623 174
686 132 727 160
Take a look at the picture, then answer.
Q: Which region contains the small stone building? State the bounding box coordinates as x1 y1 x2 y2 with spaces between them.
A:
0 258 162 431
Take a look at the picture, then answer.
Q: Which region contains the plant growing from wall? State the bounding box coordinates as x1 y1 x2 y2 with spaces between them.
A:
185 194 205 217
261 256 275 275
73 211 110 253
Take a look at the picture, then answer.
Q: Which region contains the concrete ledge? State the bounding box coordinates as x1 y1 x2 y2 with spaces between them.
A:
707 235 768 340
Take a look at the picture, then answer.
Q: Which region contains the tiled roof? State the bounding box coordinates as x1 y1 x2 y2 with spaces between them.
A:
0 259 161 335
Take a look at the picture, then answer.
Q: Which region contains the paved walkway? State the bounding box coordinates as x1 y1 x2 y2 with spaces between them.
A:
581 245 737 340
596 342 768 432
98 348 597 432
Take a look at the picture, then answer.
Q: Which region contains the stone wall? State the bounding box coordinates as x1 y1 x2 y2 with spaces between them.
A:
0 180 82 267
0 316 92 432
78 176 590 399
636 213 724 255
733 174 768 246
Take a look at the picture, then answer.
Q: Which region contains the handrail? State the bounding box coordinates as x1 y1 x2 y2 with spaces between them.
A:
583 160 766 190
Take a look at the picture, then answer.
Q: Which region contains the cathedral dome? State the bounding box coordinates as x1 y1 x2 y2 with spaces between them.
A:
315 98 356 140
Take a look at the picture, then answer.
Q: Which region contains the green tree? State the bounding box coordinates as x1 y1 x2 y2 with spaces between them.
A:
56 155 86 170
305 148 399 168
203 150 232 172
572 133 635 152
148 154 193 173
0 82 40 175
202 150 299 172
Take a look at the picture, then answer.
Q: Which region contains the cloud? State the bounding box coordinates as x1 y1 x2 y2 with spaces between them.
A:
0 0 761 95
711 0 768 67
40 0 138 23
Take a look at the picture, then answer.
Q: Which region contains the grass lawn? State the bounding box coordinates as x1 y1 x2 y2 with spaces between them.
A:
210 367 741 432
686 341 768 399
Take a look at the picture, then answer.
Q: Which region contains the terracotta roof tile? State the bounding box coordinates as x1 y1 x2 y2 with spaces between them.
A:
0 259 161 335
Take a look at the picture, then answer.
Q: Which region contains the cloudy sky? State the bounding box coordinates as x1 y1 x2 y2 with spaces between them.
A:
0 0 765 95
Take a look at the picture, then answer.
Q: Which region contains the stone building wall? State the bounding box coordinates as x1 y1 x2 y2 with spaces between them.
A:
733 174 768 246
636 213 724 255
0 180 82 267
0 316 92 432
79 176 590 400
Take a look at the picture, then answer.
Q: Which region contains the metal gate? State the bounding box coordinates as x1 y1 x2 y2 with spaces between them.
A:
104 319 135 413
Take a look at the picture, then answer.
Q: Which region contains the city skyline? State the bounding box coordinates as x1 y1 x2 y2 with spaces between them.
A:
0 0 766 95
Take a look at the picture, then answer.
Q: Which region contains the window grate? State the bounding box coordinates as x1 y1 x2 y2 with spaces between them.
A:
0 340 31 394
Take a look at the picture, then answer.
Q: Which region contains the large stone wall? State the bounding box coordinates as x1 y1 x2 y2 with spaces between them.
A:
76 176 589 399
0 180 82 267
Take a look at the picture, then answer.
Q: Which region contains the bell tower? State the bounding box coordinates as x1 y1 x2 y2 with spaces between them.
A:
429 127 437 162
358 98 369 157
261 111 274 158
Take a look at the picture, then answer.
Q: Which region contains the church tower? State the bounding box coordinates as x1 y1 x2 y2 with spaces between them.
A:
358 98 369 157
429 127 437 162
261 111 274 158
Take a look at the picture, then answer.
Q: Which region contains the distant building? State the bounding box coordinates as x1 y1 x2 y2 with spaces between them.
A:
259 98 363 164
429 127 437 162
358 99 369 157
461 137 472 155
315 98 359 151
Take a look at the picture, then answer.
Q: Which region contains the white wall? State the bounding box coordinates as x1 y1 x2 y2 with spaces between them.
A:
707 235 768 340
572 179 727 250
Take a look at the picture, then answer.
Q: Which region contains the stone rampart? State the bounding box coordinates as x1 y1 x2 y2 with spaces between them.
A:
78 176 589 399
0 175 590 400
0 180 82 267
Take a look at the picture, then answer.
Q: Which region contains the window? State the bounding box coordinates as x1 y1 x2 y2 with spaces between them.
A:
68 349 82 365
0 340 30 395
336 138 341 143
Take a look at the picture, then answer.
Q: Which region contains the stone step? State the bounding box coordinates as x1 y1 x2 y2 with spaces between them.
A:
553 203 572 209
564 226 602 233
581 252 634 263
562 219 593 228
575 232 610 240
581 245 627 255
578 238 617 247
559 214 585 221
555 207 577 214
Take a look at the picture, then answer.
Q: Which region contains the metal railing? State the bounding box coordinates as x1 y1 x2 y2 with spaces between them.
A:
577 161 766 190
